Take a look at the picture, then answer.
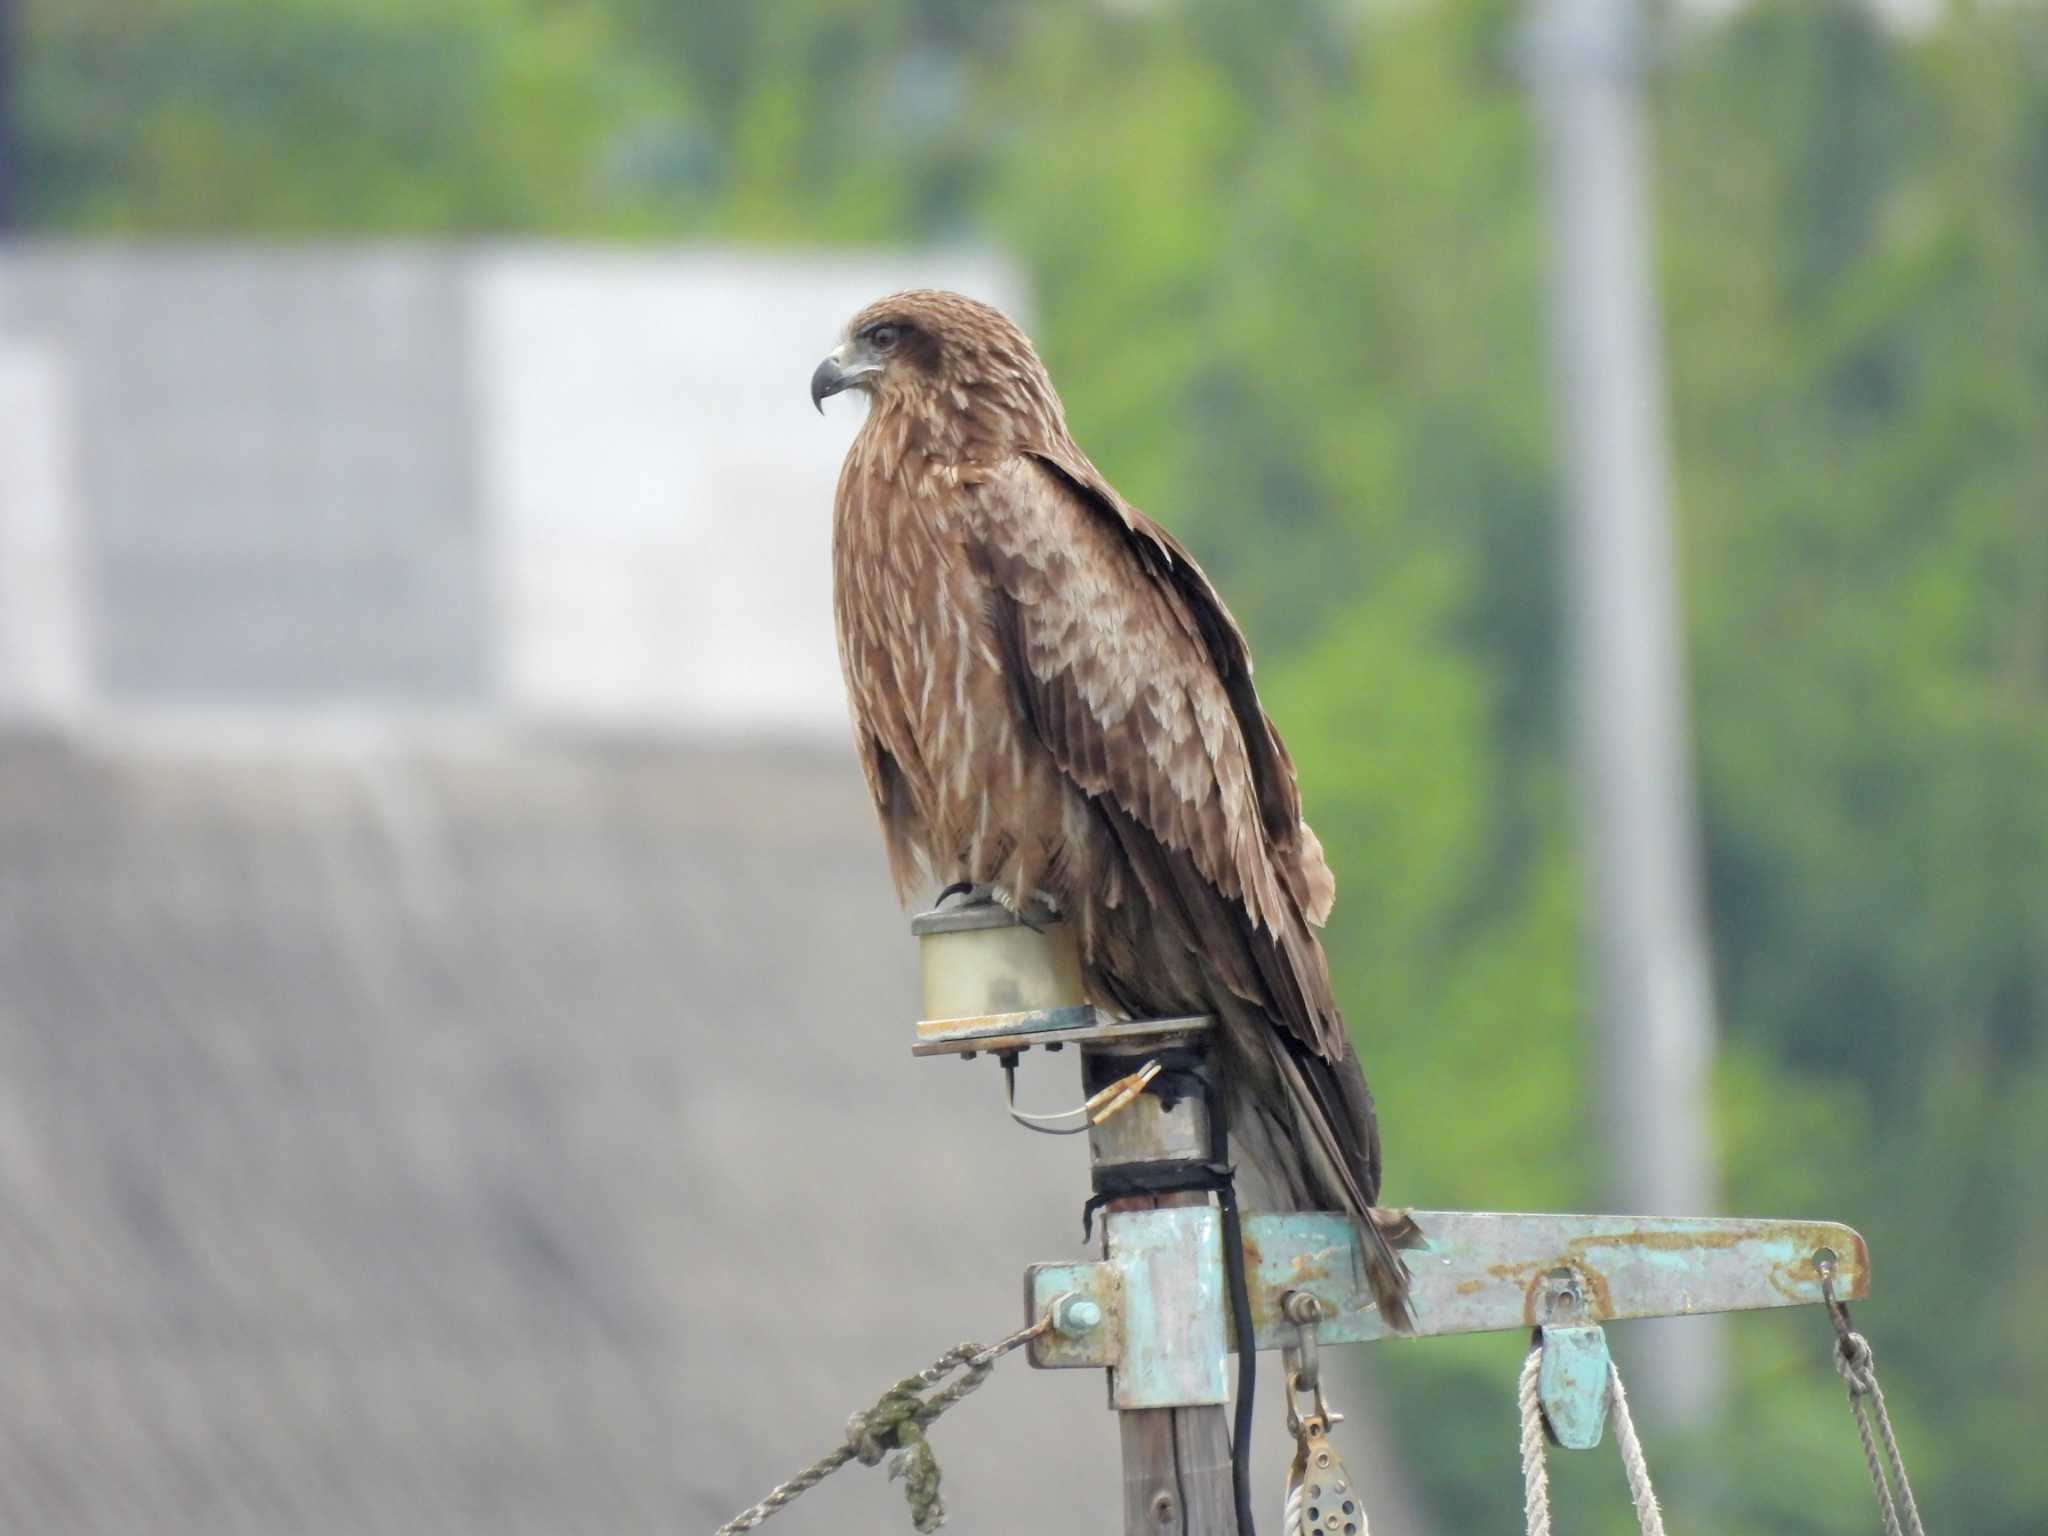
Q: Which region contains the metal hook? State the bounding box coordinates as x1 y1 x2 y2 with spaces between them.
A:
1283 1290 1325 1394
1813 1246 1879 1394
1814 1247 1855 1342
1281 1307 1360 1536
1281 1292 1342 1439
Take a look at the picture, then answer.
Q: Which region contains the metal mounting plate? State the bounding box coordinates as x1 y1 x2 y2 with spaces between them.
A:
1027 1209 1869 1378
911 1008 1213 1057
1537 1325 1613 1449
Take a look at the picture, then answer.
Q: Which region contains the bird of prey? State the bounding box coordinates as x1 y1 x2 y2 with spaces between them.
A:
812 290 1414 1330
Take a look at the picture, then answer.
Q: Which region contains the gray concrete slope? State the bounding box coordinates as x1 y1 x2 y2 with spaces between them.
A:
0 733 1119 1534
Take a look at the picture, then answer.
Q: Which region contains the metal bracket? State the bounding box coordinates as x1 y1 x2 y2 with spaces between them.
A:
1030 1208 1228 1408
1536 1325 1612 1448
913 1005 1212 1058
1025 1208 1869 1406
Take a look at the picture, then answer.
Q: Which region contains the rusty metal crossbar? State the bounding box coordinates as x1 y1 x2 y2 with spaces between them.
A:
906 906 1890 1531
1025 1208 1869 1421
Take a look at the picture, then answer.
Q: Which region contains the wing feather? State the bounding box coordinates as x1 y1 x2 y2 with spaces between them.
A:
970 453 1344 1058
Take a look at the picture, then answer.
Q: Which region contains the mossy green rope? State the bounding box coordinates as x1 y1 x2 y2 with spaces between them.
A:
716 1319 1046 1534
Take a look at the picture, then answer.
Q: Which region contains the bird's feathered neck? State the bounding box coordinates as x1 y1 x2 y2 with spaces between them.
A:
856 326 1069 483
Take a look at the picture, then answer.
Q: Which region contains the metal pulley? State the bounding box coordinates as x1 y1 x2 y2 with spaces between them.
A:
1281 1292 1366 1536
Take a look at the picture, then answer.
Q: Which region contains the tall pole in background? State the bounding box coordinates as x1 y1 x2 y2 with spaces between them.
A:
0 0 14 232
1522 0 1725 1427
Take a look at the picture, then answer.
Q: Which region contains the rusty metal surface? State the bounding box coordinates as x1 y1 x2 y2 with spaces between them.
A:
1029 1262 1122 1370
912 1003 1099 1049
1279 1210 1872 1344
1028 1209 1871 1379
910 1009 1212 1056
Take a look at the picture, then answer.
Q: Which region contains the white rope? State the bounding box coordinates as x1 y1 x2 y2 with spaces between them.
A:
1818 1255 1927 1536
1606 1362 1667 1536
1516 1346 1552 1536
1836 1329 1926 1536
1516 1344 1665 1536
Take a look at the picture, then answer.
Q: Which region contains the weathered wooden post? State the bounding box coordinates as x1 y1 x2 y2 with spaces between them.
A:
910 899 1237 1535
1083 1039 1239 1536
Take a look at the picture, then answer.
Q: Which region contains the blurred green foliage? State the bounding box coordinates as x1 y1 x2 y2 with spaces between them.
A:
21 0 2048 1529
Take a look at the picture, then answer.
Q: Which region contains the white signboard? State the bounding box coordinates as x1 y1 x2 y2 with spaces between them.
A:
0 344 87 720
472 248 1030 737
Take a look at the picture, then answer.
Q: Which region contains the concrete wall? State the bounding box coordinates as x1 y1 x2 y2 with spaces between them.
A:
1 248 483 706
0 243 1027 733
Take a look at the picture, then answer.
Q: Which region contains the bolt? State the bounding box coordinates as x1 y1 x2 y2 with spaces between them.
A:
1283 1291 1325 1326
1053 1293 1103 1336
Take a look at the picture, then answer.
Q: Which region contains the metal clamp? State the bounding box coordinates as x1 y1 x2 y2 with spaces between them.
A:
1530 1264 1614 1449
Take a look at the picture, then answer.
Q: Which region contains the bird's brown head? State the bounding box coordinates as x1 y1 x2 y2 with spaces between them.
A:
810 290 1064 459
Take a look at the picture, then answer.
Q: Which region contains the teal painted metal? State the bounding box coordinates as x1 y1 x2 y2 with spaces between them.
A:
1027 1209 1869 1386
1105 1208 1229 1409
1537 1326 1612 1449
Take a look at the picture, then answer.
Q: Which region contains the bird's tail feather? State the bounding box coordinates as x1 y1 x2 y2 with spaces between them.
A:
1265 1034 1418 1335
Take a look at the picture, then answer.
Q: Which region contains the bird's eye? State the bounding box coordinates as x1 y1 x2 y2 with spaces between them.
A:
868 324 901 351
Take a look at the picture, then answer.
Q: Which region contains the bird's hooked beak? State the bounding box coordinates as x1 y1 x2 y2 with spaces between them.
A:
810 338 882 414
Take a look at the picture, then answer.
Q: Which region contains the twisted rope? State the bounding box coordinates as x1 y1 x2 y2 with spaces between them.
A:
1515 1344 1664 1536
1516 1345 1552 1536
1835 1329 1926 1536
715 1316 1049 1535
1606 1362 1666 1536
1818 1254 1926 1536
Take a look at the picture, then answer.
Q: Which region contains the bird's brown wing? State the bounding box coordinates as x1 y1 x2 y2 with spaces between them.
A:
1030 445 1331 910
967 450 1343 1060
974 451 1417 1329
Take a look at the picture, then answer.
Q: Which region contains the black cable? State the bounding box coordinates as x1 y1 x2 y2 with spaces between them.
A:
1202 1056 1257 1536
1217 1175 1258 1536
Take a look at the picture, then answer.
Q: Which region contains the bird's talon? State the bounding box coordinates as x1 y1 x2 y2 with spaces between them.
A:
985 884 1051 933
